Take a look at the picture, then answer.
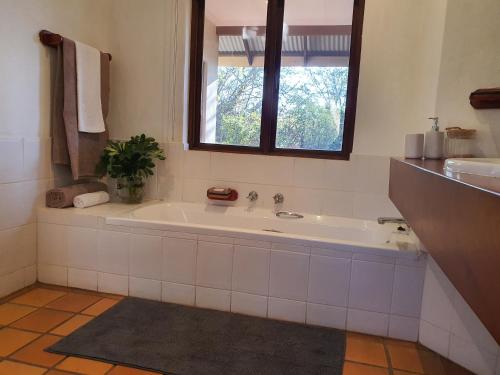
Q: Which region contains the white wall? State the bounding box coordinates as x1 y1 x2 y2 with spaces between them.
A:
434 0 500 157
420 257 500 375
0 0 113 297
110 0 448 219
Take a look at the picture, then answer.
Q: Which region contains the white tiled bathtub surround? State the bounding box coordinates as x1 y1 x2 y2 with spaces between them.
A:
0 136 53 298
153 144 401 221
37 204 425 342
420 257 500 375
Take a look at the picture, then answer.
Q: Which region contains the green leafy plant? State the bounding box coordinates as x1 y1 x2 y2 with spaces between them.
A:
96 134 166 203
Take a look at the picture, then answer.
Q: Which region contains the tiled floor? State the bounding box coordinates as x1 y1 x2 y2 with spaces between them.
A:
0 284 472 375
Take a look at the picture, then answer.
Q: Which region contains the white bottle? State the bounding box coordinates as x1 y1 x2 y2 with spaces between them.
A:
424 117 444 159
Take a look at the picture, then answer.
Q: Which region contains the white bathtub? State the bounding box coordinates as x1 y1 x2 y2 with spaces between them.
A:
37 201 426 341
106 202 420 256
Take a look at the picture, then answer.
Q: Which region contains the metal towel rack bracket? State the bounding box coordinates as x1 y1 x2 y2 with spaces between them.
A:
39 30 112 61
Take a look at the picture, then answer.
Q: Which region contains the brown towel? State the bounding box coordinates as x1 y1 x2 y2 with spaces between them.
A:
52 38 110 180
46 182 108 208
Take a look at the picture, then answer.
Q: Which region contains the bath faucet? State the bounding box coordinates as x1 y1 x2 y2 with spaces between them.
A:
273 193 284 204
246 191 258 202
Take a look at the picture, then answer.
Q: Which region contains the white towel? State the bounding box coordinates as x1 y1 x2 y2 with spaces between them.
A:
74 41 106 133
73 191 110 209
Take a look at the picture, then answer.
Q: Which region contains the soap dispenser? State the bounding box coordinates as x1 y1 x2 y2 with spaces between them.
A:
424 117 444 159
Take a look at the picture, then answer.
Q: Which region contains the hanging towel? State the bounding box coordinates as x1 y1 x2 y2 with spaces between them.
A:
74 41 106 133
52 38 110 180
73 191 110 208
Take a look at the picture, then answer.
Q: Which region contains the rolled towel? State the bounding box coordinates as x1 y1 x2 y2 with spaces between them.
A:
73 191 110 208
46 182 108 208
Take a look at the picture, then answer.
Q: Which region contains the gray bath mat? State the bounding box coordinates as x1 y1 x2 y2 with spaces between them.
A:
48 297 346 375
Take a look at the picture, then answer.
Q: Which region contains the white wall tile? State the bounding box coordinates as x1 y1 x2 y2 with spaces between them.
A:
389 315 419 342
162 282 195 306
308 255 350 307
196 286 231 311
320 190 355 218
129 277 162 301
349 260 395 313
231 292 268 318
232 246 270 296
289 188 322 215
24 265 37 286
0 137 23 183
450 290 498 356
352 192 400 220
268 297 306 323
98 273 128 295
196 241 233 290
353 155 390 194
67 227 98 270
183 150 211 179
37 223 68 266
0 269 25 298
97 230 130 275
323 159 355 191
292 158 325 188
211 153 294 186
419 320 450 358
37 264 67 286
271 243 309 254
306 303 347 330
23 138 51 181
162 237 197 284
68 268 97 291
449 334 498 375
391 265 425 318
420 260 454 330
269 251 309 301
347 308 389 337
130 234 162 279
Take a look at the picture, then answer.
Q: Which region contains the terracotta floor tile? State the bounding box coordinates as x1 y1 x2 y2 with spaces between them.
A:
345 333 388 367
343 361 388 375
51 315 93 336
0 360 47 375
11 308 73 333
387 342 425 374
0 327 40 356
46 293 102 313
0 303 37 325
10 334 65 367
82 298 119 316
45 370 76 375
57 357 113 374
108 365 162 374
393 371 415 375
441 357 474 375
10 288 66 307
419 350 447 375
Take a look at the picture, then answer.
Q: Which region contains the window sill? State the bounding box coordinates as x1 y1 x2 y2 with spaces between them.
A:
188 144 351 160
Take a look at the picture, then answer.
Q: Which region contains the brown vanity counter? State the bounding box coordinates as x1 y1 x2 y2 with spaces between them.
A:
389 158 500 344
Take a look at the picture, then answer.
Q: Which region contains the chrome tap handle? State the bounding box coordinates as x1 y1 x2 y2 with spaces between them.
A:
246 191 258 202
273 193 284 204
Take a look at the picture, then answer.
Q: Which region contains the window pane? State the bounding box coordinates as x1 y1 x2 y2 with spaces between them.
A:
275 0 354 151
200 0 268 147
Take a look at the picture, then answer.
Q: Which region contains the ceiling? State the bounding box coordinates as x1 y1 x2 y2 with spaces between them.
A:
205 0 354 27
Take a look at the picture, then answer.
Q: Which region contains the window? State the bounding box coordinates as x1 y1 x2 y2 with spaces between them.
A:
189 0 365 159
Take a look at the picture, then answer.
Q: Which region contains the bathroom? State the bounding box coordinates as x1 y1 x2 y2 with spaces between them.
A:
0 0 499 374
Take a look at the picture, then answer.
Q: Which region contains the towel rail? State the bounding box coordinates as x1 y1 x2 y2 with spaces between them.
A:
39 30 112 61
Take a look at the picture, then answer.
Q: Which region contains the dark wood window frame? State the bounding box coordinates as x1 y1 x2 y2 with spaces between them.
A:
188 0 365 160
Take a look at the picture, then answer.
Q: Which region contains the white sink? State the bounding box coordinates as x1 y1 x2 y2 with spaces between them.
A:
444 158 500 192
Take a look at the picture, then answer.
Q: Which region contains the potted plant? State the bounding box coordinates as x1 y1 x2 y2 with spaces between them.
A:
96 134 166 204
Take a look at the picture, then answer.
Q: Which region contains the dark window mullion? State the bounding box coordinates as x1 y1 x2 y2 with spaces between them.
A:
260 0 285 153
